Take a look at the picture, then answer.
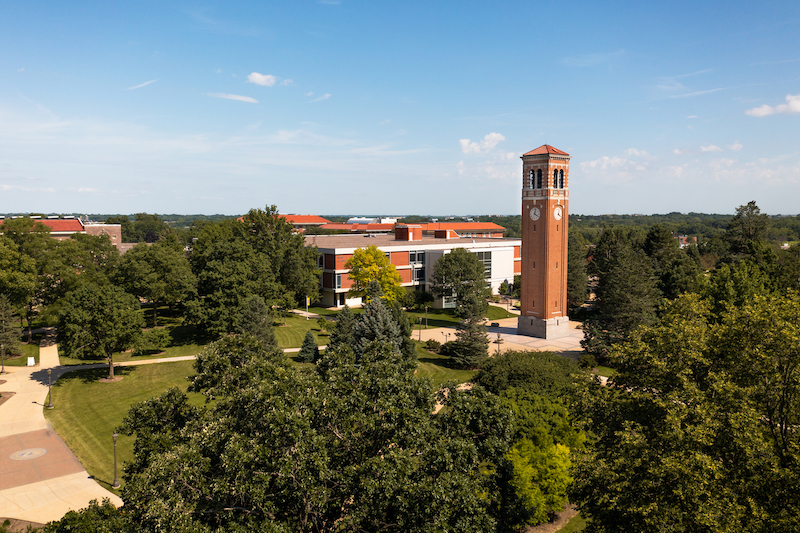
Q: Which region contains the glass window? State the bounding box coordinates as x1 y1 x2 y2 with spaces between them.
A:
474 251 492 278
409 250 425 264
335 273 342 289
537 169 542 188
317 254 324 269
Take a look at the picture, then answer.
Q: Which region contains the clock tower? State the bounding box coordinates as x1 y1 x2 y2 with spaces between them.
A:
517 144 571 339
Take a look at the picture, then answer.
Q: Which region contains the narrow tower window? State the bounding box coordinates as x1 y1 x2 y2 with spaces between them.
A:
537 169 542 188
528 169 534 188
559 169 565 188
553 169 557 187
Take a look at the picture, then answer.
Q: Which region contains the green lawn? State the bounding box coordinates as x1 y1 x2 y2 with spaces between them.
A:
414 342 477 388
44 360 203 493
2 341 40 367
273 313 330 348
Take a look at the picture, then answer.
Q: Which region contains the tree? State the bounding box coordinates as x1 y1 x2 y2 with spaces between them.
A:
90 335 516 532
430 247 491 308
344 245 404 303
449 293 489 369
726 200 770 254
567 232 588 311
237 295 278 348
327 304 355 352
582 229 661 362
115 241 195 326
58 285 144 379
351 297 403 359
573 292 800 533
297 330 319 363
0 295 21 373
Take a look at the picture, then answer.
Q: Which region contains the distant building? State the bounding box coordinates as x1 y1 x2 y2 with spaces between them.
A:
306 224 521 308
0 216 122 248
675 234 697 248
280 214 332 232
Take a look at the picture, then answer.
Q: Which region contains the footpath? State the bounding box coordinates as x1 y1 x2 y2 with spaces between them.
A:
0 330 123 527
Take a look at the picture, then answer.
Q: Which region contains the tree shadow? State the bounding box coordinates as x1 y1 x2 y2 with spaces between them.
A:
47 365 136 386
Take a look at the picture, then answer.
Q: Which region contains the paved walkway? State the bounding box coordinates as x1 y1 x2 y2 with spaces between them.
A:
0 331 123 525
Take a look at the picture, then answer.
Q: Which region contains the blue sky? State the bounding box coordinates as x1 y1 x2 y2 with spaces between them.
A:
1 1 799 216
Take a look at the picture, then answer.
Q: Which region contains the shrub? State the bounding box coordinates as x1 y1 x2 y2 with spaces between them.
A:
424 339 441 352
578 353 597 369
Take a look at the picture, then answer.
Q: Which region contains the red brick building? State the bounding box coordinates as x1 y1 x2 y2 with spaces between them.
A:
307 225 521 308
0 216 122 248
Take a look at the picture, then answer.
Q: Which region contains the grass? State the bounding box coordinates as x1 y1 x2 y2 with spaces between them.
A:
414 342 477 388
593 365 617 378
44 360 203 493
2 341 40 367
273 313 330 348
557 512 587 532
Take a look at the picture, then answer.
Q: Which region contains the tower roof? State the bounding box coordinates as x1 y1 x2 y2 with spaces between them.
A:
523 144 569 156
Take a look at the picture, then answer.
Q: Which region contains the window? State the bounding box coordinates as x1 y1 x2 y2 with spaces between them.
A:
528 169 534 188
335 273 342 289
537 169 542 188
553 169 558 187
474 251 492 278
556 262 558 269
409 250 425 264
317 254 324 269
533 261 536 269
559 169 564 188
414 268 425 281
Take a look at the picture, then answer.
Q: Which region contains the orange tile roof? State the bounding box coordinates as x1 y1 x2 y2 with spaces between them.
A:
280 214 331 225
0 218 84 233
319 223 395 232
523 144 569 156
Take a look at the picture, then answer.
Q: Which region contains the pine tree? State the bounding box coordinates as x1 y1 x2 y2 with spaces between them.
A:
566 233 588 311
328 305 355 353
450 294 489 369
297 330 319 363
352 297 402 359
238 295 278 349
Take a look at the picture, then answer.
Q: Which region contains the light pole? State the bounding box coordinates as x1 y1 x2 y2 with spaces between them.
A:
497 332 502 355
46 369 54 409
418 317 422 342
1 343 5 374
112 433 120 489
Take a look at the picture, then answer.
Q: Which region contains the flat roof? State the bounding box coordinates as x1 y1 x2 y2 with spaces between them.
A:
305 233 519 251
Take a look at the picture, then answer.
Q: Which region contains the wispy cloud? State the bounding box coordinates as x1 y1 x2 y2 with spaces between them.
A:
280 79 293 86
208 93 258 103
319 0 341 4
561 49 625 67
126 79 159 90
247 72 276 86
17 67 24 73
746 93 800 117
305 91 314 97
729 142 743 151
701 145 723 152
459 132 505 154
667 88 725 99
309 93 331 102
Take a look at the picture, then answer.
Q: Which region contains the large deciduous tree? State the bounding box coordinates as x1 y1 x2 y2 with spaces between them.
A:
573 291 800 533
430 247 491 307
115 240 196 326
58 285 144 379
344 245 404 303
725 200 770 254
0 295 21 373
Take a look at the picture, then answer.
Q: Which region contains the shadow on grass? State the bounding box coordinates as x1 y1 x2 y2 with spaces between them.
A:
168 323 208 346
51 365 136 386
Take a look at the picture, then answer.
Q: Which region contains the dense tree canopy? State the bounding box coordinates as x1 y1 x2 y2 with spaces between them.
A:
58 284 144 378
430 247 491 307
573 291 800 533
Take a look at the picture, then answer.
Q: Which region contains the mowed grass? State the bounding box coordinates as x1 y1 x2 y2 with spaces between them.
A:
414 342 477 388
273 313 330 348
2 340 40 367
44 360 203 493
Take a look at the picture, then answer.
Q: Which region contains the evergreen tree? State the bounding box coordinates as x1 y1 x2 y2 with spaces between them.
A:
237 295 278 349
328 304 355 353
297 330 319 363
352 297 402 359
450 293 489 369
0 295 21 373
726 200 770 254
566 233 588 311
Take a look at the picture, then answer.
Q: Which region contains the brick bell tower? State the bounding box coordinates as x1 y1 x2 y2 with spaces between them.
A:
517 144 570 339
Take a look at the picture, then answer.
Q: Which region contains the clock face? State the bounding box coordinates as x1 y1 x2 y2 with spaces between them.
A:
529 207 540 221
554 206 563 220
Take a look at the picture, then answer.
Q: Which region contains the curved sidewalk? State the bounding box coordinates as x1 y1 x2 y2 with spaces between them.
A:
0 334 123 525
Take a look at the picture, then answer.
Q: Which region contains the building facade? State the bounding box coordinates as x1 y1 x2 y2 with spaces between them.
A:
306 225 521 308
517 145 571 339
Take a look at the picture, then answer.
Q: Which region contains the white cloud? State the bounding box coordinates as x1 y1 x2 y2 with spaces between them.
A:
280 79 293 86
305 91 314 97
667 88 725 99
310 93 331 102
580 149 651 183
17 67 24 73
746 93 800 117
687 115 697 119
207 93 258 103
626 148 648 157
673 148 683 155
729 142 743 151
459 132 505 154
126 79 158 90
701 145 723 152
74 187 99 193
247 72 276 86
